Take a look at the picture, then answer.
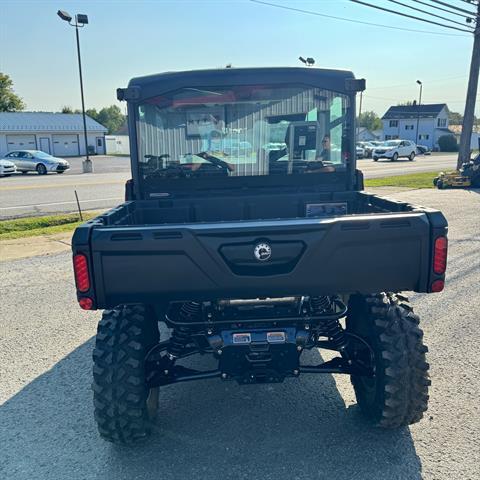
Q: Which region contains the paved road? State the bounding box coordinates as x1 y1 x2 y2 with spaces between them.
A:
1 188 479 480
0 156 130 218
0 154 459 219
358 153 458 178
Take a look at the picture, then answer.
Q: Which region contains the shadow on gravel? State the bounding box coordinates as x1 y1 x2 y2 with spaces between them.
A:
0 339 422 480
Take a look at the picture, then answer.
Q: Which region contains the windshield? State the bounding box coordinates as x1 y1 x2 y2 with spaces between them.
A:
136 84 351 182
34 151 54 159
384 141 401 147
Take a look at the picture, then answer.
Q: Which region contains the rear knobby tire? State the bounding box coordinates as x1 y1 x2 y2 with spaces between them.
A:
347 293 430 428
92 304 159 444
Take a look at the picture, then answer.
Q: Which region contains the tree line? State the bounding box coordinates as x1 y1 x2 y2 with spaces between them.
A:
60 105 125 135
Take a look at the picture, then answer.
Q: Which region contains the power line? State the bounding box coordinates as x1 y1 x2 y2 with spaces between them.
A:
349 0 474 32
429 0 479 16
386 0 475 28
248 0 470 36
412 0 477 21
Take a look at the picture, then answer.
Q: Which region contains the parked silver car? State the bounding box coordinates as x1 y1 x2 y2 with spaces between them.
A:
1 150 70 174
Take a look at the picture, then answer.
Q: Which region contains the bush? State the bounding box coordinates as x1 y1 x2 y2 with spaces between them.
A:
438 134 459 152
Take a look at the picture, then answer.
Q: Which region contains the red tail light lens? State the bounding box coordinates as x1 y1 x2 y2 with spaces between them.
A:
73 253 90 292
431 280 445 293
433 236 448 275
79 297 94 310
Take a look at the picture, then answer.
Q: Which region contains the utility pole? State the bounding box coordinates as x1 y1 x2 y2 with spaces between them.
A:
415 80 422 145
357 91 363 142
457 1 480 170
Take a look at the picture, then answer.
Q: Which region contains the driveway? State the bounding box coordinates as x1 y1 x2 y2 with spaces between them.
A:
1 188 479 480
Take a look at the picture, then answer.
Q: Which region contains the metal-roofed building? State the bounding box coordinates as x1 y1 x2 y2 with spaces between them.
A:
0 112 107 157
381 103 453 150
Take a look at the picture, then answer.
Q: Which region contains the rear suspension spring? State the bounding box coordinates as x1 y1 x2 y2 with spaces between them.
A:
310 295 333 313
310 296 349 354
167 302 202 359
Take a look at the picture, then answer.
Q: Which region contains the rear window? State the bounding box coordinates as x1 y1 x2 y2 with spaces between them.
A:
136 84 351 183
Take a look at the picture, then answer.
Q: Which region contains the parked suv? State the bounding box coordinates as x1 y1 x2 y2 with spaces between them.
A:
373 140 417 161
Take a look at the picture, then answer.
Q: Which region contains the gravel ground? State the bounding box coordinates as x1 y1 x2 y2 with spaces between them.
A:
0 188 479 480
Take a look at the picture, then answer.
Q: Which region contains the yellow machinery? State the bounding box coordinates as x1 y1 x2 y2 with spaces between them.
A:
434 153 480 189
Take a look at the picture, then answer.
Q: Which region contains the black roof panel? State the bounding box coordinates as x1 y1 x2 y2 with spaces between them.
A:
382 103 447 120
127 67 356 102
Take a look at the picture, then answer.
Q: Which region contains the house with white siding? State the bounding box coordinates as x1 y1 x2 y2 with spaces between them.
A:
0 112 107 157
381 103 454 150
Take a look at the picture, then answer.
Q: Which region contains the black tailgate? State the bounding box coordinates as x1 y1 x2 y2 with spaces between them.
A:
87 213 432 308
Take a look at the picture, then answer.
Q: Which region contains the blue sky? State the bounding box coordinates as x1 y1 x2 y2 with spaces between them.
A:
1 0 478 116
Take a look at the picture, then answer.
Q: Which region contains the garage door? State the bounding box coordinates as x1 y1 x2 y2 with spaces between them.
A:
52 134 80 157
6 135 36 151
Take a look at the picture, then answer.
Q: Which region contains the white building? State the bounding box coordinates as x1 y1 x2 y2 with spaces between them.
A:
0 112 107 157
356 127 380 142
105 135 130 155
381 103 453 150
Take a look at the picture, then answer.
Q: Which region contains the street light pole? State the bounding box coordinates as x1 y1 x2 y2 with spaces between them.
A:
415 80 422 145
57 10 92 173
74 19 91 172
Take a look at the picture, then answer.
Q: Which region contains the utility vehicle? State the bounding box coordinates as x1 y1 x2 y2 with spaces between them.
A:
72 67 448 444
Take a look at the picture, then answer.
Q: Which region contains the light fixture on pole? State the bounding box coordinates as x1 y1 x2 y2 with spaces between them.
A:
299 56 315 67
57 10 92 173
415 80 423 146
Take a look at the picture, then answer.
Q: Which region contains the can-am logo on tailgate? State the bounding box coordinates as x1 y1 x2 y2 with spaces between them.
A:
254 243 272 262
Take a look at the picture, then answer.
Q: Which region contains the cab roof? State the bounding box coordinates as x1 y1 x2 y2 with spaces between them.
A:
125 67 359 102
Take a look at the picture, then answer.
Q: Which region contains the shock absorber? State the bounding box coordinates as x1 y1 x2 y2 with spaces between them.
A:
310 296 349 356
167 302 202 359
310 295 333 313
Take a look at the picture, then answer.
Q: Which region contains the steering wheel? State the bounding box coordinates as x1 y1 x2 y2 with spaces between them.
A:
195 152 235 172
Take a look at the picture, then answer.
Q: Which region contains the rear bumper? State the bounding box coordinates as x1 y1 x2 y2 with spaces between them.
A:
73 205 447 309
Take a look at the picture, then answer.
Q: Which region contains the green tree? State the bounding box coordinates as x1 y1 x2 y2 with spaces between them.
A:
0 72 25 112
438 134 458 152
86 108 99 120
357 111 382 131
448 111 463 125
61 105 73 113
95 105 125 134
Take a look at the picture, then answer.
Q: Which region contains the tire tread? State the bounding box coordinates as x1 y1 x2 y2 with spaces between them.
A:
92 305 158 444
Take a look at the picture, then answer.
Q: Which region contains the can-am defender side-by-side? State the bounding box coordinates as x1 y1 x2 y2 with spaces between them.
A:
72 68 448 444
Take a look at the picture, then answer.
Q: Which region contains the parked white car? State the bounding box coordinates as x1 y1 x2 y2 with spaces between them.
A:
356 144 365 159
1 150 70 174
372 140 417 162
0 158 17 177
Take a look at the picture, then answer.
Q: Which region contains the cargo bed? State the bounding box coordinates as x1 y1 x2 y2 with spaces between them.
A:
72 191 447 308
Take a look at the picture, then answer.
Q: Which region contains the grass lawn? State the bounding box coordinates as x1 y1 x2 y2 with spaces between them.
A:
365 171 437 189
0 212 98 240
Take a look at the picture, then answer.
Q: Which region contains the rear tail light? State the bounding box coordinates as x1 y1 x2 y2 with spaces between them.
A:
79 297 94 310
431 280 445 293
73 253 90 292
433 236 448 275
